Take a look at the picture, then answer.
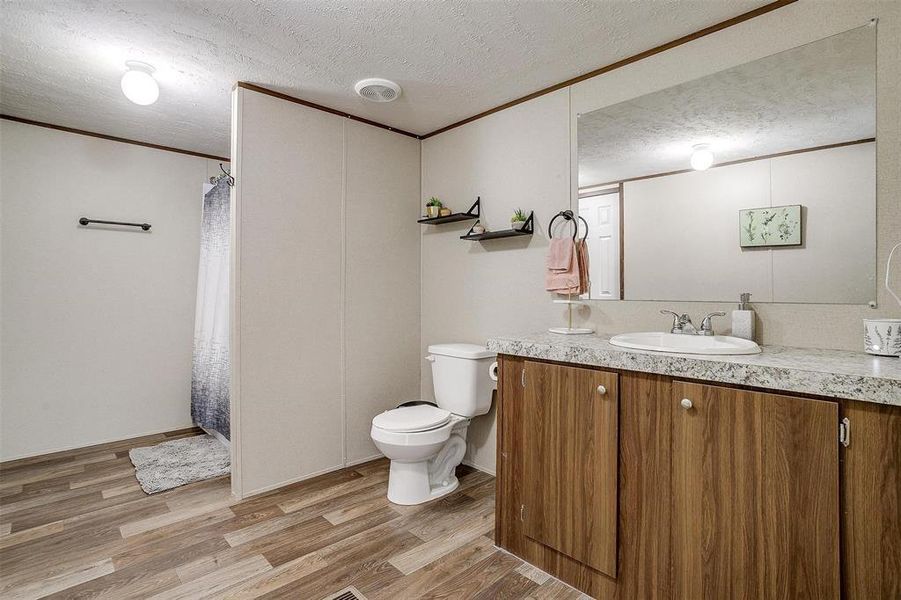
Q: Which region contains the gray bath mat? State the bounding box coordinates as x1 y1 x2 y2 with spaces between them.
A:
129 434 230 494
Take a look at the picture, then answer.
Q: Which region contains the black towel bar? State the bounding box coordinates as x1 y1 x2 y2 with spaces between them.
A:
78 217 151 231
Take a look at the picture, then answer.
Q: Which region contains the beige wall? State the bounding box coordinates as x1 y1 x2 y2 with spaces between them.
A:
231 88 420 498
344 120 421 464
421 0 901 474
0 120 214 460
420 89 571 474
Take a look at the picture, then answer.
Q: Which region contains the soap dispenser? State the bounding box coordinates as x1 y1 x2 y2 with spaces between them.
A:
732 292 756 341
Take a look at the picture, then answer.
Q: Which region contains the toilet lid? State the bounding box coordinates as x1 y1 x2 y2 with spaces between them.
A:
372 404 452 433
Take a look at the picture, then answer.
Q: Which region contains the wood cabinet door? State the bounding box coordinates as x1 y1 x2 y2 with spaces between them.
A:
672 381 840 600
841 400 901 600
522 360 618 576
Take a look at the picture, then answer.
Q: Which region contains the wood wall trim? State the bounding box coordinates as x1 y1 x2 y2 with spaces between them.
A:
583 138 876 190
236 82 421 139
0 426 203 469
421 0 798 140
578 185 620 198
0 114 230 162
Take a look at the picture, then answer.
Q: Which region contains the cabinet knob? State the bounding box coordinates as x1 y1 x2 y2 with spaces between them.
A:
597 385 607 396
680 398 693 410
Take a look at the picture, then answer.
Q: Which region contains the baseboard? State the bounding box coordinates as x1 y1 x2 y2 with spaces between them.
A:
0 423 198 464
345 452 384 467
239 453 386 499
240 461 351 499
462 459 496 477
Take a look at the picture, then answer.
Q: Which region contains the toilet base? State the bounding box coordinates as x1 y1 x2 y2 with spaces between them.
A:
386 459 462 505
384 422 469 506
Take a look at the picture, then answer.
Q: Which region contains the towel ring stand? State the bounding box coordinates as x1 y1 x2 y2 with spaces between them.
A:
548 210 588 242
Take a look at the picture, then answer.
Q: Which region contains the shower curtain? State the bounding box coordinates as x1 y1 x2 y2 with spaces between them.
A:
191 178 230 439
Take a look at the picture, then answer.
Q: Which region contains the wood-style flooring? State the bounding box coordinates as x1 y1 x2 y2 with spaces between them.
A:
0 429 585 599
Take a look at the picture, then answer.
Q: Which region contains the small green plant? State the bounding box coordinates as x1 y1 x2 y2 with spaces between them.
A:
511 208 528 222
426 197 443 207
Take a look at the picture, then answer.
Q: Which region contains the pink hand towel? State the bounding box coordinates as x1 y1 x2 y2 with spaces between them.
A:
546 239 580 292
545 239 590 295
546 238 574 271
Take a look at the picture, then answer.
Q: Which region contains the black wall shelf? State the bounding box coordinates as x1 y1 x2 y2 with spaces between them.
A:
461 211 534 241
418 197 480 225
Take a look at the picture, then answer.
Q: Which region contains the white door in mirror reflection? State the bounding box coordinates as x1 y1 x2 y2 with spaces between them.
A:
579 191 620 300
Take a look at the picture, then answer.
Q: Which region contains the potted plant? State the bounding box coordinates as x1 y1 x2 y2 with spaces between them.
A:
511 208 528 230
426 197 443 218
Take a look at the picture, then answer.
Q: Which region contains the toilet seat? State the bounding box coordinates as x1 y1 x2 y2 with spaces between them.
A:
371 419 454 448
371 411 468 450
372 404 451 433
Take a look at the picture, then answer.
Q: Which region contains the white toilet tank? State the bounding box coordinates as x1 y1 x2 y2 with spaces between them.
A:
427 343 496 417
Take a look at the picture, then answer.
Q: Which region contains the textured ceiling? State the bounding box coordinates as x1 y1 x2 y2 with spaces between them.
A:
578 25 876 187
1 0 770 157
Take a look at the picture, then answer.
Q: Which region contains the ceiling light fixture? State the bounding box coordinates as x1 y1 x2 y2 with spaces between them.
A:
354 78 401 103
121 61 159 105
690 143 714 171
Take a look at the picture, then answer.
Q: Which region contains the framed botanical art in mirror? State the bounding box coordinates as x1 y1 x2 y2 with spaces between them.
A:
739 205 802 248
577 24 876 304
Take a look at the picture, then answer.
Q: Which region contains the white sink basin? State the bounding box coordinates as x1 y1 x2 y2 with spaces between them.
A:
609 332 761 355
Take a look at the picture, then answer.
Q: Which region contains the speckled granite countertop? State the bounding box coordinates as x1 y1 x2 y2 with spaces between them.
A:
487 332 901 406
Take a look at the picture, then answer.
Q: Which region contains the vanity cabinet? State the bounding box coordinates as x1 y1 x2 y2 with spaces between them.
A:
495 356 897 600
671 381 840 599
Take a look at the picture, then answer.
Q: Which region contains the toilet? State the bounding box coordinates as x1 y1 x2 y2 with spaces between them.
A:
370 343 497 505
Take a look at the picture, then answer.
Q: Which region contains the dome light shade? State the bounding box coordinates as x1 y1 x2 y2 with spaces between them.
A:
690 144 714 171
121 61 159 105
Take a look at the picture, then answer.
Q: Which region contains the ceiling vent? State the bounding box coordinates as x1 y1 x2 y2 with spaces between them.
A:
354 78 401 103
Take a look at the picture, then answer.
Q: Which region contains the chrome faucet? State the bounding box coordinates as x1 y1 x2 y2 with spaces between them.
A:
699 312 727 336
660 310 696 334
661 310 726 335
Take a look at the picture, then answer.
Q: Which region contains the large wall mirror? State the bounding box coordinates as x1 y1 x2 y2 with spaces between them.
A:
577 25 876 304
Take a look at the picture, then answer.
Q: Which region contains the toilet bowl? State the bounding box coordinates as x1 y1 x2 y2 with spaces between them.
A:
371 407 469 504
370 343 496 505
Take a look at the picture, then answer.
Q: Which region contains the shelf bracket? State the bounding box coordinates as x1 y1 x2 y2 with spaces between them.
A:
519 210 534 235
464 219 481 237
465 197 481 218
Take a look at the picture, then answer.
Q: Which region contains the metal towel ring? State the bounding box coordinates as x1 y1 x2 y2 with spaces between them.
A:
548 210 588 241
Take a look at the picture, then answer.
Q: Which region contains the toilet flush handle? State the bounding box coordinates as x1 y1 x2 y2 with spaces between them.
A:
489 361 499 382
425 355 436 362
